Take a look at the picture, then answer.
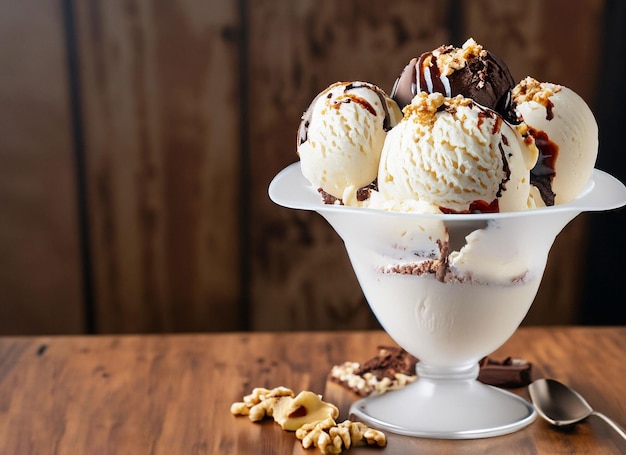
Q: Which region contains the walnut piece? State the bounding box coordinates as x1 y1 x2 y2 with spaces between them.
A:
230 386 294 422
272 390 339 431
296 417 386 454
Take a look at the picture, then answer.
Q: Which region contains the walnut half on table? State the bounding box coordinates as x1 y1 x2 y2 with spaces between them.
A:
296 417 387 455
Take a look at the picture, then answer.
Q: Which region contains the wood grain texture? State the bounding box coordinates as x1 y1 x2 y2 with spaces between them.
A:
248 0 454 331
0 328 623 453
461 0 604 100
73 0 242 332
0 0 84 334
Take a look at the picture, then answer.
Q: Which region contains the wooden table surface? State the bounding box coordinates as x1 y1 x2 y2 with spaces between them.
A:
0 327 624 454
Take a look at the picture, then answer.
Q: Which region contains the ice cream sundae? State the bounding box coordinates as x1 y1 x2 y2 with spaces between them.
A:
270 37 626 438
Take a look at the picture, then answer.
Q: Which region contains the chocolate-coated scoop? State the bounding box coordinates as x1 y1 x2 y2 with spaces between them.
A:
529 378 626 440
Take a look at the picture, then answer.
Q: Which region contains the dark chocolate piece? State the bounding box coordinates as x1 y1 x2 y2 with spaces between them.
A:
356 346 418 380
478 356 532 388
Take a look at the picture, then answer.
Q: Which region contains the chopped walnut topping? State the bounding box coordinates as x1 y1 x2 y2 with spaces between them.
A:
403 93 473 127
512 76 562 107
435 37 487 76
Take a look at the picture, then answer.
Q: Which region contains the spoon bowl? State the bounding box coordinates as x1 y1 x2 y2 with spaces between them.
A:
529 378 626 440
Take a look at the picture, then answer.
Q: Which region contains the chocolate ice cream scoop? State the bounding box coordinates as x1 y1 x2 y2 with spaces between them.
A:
391 38 517 123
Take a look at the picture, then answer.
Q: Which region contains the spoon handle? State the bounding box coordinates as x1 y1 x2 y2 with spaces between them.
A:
592 412 626 441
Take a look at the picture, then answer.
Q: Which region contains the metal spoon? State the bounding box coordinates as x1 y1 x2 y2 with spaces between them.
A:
529 378 626 440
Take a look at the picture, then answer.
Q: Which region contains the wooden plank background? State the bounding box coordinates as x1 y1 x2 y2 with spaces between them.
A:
0 0 84 334
0 0 622 334
72 1 242 333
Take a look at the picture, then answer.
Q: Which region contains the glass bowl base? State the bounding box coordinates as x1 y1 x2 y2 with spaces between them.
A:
349 376 536 439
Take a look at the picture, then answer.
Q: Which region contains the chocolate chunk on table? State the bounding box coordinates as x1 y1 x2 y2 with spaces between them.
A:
478 356 532 388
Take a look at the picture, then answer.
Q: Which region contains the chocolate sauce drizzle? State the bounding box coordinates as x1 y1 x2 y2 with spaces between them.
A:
416 47 454 98
529 126 558 206
297 82 394 147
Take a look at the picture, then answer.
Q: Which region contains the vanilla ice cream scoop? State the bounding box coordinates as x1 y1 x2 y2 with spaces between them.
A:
297 81 402 205
377 92 538 213
513 77 598 205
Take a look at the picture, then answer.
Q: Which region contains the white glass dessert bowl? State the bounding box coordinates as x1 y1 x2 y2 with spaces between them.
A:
269 162 626 439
